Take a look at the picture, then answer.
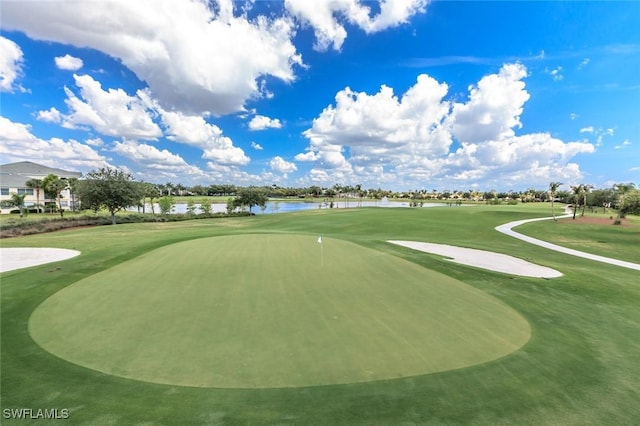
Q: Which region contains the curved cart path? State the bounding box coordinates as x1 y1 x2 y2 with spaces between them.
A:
495 214 640 272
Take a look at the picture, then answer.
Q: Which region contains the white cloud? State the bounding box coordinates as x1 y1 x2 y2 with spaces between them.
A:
450 63 529 144
285 0 427 51
0 36 25 92
578 58 590 70
86 137 105 147
0 115 111 170
251 141 263 150
614 139 631 150
139 93 250 166
111 140 207 183
580 126 594 133
269 156 297 174
60 74 162 139
36 107 62 123
205 162 272 186
295 151 320 162
297 63 595 189
547 66 564 81
2 0 302 115
248 115 282 131
55 54 83 71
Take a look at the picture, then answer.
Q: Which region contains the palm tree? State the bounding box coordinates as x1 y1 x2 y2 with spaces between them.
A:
42 174 67 217
9 193 27 217
581 184 593 217
333 184 342 208
549 182 563 221
165 181 174 196
570 184 584 220
25 178 43 213
67 177 79 212
355 183 362 207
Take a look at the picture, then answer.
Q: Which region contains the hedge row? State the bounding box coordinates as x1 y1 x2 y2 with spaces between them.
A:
0 211 252 239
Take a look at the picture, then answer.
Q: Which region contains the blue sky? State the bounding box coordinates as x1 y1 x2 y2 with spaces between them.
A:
1 0 638 191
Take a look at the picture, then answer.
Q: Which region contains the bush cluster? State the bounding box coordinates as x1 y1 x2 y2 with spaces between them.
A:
0 211 251 239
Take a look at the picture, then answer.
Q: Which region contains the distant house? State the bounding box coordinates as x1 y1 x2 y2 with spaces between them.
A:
0 161 82 214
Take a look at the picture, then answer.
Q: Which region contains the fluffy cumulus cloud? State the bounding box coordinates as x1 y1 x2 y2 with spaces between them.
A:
48 74 162 139
449 63 530 144
248 115 282 131
112 140 206 180
36 107 62 123
297 72 451 184
55 54 84 71
0 115 111 170
139 93 250 166
285 0 427 50
0 36 25 92
297 63 595 188
269 156 297 174
28 69 250 181
2 0 302 115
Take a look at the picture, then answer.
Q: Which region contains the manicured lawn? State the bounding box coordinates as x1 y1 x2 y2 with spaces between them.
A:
2 204 639 424
29 234 528 388
516 213 640 264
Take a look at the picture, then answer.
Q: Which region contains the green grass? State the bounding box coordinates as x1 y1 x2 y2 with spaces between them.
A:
29 234 529 388
516 213 640 264
2 204 640 424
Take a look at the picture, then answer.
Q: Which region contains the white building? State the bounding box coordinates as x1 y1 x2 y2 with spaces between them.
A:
0 161 82 214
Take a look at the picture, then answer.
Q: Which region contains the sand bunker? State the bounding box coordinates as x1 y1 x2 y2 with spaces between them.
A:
0 248 81 273
388 241 562 278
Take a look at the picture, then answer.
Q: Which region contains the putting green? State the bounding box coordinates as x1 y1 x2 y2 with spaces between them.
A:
29 234 530 388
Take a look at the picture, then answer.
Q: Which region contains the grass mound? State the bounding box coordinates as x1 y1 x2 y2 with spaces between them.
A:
29 233 529 388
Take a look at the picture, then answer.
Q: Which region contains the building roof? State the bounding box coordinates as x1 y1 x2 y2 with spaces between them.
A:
0 161 82 188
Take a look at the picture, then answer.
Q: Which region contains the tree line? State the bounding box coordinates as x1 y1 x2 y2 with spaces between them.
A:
6 167 639 224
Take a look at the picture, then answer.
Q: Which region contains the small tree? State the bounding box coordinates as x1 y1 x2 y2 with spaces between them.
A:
9 193 27 217
25 178 43 213
620 189 640 216
232 187 268 214
614 182 636 218
226 197 236 214
143 182 161 214
158 196 175 215
199 198 212 215
548 182 563 221
186 199 197 216
75 168 142 225
570 184 584 220
67 177 80 212
42 174 67 217
581 184 593 217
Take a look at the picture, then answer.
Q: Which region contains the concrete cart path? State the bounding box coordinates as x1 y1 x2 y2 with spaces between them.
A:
495 214 640 272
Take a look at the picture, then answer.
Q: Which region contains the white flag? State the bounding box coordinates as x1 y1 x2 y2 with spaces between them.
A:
317 236 322 244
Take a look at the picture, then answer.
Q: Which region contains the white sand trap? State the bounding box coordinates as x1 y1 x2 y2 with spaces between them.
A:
388 241 562 278
0 248 81 273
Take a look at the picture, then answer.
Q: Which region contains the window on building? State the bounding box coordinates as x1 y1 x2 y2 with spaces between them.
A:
17 188 35 195
0 188 9 195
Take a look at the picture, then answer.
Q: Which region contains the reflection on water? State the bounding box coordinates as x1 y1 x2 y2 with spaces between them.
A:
132 199 445 215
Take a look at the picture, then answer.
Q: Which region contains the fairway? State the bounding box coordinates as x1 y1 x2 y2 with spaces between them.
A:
29 233 530 388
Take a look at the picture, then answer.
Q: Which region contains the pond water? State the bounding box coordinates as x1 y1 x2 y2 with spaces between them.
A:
132 198 445 215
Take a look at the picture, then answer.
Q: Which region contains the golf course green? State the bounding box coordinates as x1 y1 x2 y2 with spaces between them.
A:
3 205 639 424
29 234 529 388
